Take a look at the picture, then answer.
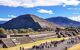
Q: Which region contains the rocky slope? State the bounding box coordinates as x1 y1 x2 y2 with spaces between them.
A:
0 14 60 30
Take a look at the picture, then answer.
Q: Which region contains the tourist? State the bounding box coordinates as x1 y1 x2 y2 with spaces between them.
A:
64 47 67 50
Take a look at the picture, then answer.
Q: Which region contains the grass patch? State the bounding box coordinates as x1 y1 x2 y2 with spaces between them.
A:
68 43 80 50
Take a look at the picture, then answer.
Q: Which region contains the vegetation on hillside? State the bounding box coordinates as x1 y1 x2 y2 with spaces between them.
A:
0 27 54 34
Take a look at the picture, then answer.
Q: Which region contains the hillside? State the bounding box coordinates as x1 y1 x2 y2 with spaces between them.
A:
0 14 60 30
46 17 80 27
0 21 6 24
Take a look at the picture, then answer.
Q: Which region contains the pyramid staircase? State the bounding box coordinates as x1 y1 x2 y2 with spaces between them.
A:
1 38 16 48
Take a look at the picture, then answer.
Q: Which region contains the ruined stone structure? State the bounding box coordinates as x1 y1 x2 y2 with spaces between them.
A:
0 14 60 30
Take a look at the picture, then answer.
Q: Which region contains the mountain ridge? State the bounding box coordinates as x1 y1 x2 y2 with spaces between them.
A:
46 16 80 27
0 14 60 30
0 21 7 24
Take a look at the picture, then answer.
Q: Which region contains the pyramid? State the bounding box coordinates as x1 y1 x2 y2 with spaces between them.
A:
0 14 60 30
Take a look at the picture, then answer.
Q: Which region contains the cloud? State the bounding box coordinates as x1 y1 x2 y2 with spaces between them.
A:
62 0 80 6
37 9 54 14
0 18 11 21
67 8 80 10
72 12 80 15
0 0 80 8
8 15 17 18
0 14 17 21
68 16 80 22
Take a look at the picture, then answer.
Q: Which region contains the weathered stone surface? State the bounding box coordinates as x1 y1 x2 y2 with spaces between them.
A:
0 14 60 30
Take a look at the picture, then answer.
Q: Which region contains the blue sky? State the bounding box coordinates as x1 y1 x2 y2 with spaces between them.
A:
0 0 80 22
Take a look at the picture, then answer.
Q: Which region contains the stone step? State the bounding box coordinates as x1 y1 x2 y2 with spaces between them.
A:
2 38 16 48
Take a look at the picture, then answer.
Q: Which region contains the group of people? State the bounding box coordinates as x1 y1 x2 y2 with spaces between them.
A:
28 36 80 50
67 36 80 44
30 39 65 50
20 47 24 50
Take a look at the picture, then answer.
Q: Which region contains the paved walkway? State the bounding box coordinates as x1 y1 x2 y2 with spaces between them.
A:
27 36 80 50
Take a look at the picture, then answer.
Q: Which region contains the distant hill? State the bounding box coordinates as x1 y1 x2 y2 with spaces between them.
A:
46 17 80 27
0 14 60 30
0 21 6 24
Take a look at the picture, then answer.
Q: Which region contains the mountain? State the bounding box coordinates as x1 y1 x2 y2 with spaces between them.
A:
0 14 60 30
46 17 80 27
0 21 6 24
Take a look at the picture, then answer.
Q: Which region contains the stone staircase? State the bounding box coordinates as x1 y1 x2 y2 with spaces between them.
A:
1 38 16 48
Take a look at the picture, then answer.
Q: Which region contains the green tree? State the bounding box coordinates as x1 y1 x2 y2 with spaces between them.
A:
0 28 6 34
55 28 61 32
27 28 34 32
18 29 27 33
13 29 18 33
8 29 13 34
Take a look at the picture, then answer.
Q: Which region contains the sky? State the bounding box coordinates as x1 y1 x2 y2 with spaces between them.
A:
0 0 80 22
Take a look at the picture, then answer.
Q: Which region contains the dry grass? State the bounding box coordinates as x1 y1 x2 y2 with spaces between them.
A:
68 35 80 50
0 37 69 50
68 43 80 50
